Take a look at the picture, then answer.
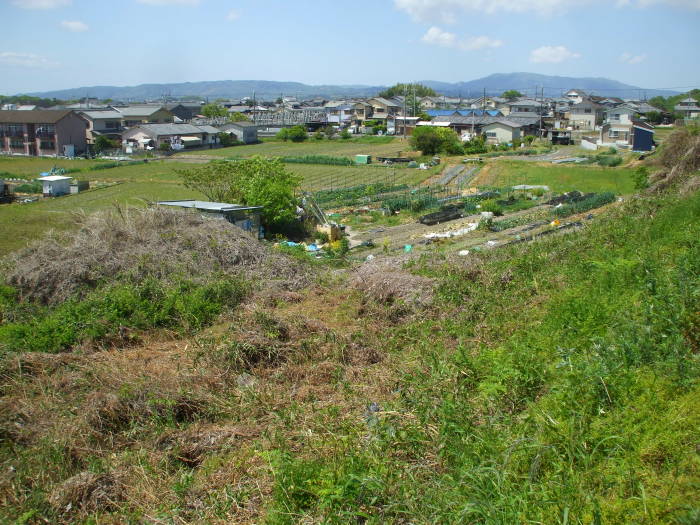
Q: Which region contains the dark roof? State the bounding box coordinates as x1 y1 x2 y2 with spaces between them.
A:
0 109 75 124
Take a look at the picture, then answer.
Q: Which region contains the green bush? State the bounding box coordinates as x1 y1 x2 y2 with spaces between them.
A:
479 199 504 216
598 155 622 167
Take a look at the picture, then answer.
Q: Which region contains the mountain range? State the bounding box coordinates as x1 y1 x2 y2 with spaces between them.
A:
23 73 678 101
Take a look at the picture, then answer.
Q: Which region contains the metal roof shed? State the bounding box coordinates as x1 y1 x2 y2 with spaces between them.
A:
156 200 264 238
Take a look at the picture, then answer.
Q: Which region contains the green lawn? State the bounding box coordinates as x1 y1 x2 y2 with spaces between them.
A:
485 159 636 194
0 181 201 255
177 137 411 159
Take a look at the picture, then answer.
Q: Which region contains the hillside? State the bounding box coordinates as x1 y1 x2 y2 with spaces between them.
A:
0 129 698 523
22 73 678 101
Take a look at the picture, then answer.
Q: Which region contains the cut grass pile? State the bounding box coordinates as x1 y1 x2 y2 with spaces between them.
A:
1 206 308 354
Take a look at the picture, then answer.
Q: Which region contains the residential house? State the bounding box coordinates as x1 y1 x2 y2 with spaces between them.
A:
674 97 700 119
428 114 539 138
419 97 440 110
482 120 522 145
116 105 174 127
79 109 125 145
156 200 263 238
387 116 419 135
567 99 604 130
0 110 87 157
122 123 220 150
351 101 373 125
220 121 259 144
603 104 637 126
565 89 588 105
164 103 203 121
507 99 543 117
366 98 402 126
324 101 354 126
599 119 655 151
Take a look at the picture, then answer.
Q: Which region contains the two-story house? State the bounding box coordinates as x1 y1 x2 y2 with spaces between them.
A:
115 105 174 127
567 99 604 130
0 110 87 157
79 109 125 145
674 97 700 119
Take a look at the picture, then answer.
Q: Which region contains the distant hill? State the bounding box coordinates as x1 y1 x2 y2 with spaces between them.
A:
22 73 678 101
418 73 678 99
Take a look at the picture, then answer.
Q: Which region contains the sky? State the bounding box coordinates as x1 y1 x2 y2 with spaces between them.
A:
1 0 699 95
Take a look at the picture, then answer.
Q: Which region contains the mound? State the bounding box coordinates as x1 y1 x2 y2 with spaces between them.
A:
5 207 308 305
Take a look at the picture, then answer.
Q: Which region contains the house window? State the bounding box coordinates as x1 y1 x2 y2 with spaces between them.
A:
584 108 592 113
40 140 55 150
10 138 23 148
486 132 497 138
105 121 120 129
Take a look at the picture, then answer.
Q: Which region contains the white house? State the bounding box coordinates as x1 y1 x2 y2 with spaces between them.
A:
674 97 700 119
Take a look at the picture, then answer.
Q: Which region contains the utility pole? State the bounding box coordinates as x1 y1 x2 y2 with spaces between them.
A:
402 84 407 139
539 86 544 138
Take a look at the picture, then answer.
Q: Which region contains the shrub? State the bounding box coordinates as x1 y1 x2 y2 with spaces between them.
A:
598 155 622 167
281 155 353 166
479 199 504 216
340 129 351 140
632 166 650 190
159 143 171 152
287 125 308 142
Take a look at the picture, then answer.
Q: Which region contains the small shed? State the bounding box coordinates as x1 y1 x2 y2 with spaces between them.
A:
38 175 72 197
156 200 264 238
354 154 371 165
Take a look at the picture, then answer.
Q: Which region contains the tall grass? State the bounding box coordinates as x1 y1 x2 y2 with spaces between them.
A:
264 190 700 523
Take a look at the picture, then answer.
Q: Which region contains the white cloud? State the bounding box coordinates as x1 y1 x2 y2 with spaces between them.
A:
0 51 59 68
226 8 241 21
136 0 201 5
396 0 568 20
60 20 88 32
395 0 700 21
530 45 581 63
11 0 70 8
619 52 646 64
422 27 503 51
422 26 458 47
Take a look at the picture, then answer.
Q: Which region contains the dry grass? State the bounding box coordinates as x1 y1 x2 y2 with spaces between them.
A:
4 206 308 305
649 130 700 192
351 255 436 309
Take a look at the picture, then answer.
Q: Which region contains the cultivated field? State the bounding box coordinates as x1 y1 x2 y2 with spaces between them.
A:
475 159 637 194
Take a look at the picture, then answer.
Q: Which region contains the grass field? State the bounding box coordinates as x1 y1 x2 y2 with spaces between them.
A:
478 159 637 194
0 181 201 255
178 136 411 159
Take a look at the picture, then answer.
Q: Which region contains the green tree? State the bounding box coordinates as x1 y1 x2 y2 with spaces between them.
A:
201 103 228 118
178 157 301 229
217 132 239 147
410 127 444 155
93 135 119 153
379 83 437 98
229 112 250 122
645 111 664 125
411 126 463 155
502 90 523 101
286 125 308 142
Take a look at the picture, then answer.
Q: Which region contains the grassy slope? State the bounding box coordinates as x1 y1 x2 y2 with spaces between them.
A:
264 191 700 523
480 159 637 194
0 185 697 523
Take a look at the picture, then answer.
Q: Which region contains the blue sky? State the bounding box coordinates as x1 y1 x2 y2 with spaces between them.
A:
1 0 698 94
